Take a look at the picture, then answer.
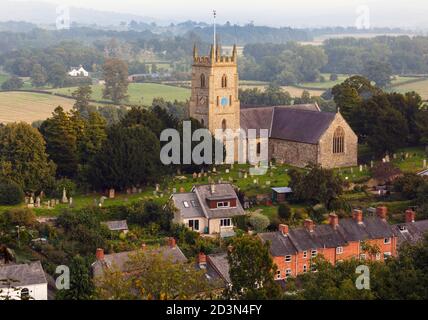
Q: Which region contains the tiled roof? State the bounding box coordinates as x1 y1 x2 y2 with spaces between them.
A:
240 105 335 144
193 184 245 219
338 217 394 242
392 220 428 246
289 224 347 251
207 253 231 284
258 232 297 256
92 246 188 279
0 261 47 288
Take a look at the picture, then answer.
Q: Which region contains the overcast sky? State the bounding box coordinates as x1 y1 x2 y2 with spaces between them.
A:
8 0 428 28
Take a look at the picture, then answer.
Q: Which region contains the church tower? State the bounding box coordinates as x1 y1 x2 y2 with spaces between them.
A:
189 44 240 134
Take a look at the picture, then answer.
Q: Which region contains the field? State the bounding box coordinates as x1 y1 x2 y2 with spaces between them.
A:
49 83 191 105
0 74 9 85
388 78 428 100
0 91 76 123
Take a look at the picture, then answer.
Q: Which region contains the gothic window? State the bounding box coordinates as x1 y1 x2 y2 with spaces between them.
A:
256 142 261 155
200 74 206 88
333 127 345 154
200 118 205 127
229 95 232 106
217 96 220 106
221 74 228 88
222 119 227 131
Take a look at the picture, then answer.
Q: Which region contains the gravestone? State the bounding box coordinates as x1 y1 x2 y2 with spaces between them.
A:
156 184 160 192
172 188 177 194
108 188 115 199
359 165 363 172
193 172 197 179
35 197 41 208
225 169 230 174
198 173 202 178
424 159 427 169
238 172 243 179
61 188 68 204
138 188 143 193
213 167 216 173
132 187 137 194
40 191 45 199
244 173 248 179
370 160 374 168
69 197 73 206
266 181 271 186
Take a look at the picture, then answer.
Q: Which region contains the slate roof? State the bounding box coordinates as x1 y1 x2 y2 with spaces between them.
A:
193 184 245 219
92 246 188 279
0 261 47 288
258 232 297 256
260 216 396 256
240 105 336 144
171 192 204 219
392 220 428 246
338 216 394 242
102 220 128 231
207 253 231 284
417 169 428 176
272 187 293 194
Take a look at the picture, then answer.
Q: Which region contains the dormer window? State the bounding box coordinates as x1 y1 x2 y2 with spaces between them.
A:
183 201 190 208
217 201 230 208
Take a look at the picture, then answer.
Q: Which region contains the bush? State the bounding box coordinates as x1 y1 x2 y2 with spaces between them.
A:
3 208 36 227
278 203 292 221
248 213 270 233
53 178 76 199
0 182 24 205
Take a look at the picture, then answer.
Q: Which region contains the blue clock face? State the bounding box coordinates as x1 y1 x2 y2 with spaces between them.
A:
221 97 229 107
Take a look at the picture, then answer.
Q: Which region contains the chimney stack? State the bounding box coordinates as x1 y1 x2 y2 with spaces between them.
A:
376 206 388 220
141 243 147 250
405 209 416 223
353 209 363 224
279 224 289 236
168 237 177 249
329 213 339 229
96 248 105 261
304 219 314 233
198 252 207 269
210 184 216 194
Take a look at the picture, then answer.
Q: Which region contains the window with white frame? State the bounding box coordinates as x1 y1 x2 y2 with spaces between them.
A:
360 254 367 260
285 269 292 278
188 220 200 231
220 218 232 227
384 252 392 260
217 201 230 208
285 255 292 263
311 250 317 258
303 265 307 273
20 288 30 300
336 247 343 255
311 264 317 272
384 238 391 244
183 201 190 208
276 270 281 279
303 251 307 259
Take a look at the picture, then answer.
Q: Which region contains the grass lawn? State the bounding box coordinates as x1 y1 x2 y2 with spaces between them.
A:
392 147 427 173
0 73 9 85
298 73 349 89
48 83 190 105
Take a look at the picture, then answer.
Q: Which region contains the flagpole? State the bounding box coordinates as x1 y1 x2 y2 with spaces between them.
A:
213 10 217 51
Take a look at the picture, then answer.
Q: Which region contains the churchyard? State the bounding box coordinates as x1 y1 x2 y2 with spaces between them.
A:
1 146 426 225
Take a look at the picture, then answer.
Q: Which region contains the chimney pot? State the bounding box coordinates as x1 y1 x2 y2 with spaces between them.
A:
168 237 176 248
211 184 216 194
353 209 363 224
96 248 104 261
376 206 388 220
304 219 314 232
198 252 207 268
279 224 289 236
405 209 416 223
329 213 339 228
141 243 147 250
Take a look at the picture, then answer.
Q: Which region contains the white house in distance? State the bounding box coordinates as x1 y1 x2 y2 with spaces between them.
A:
0 261 48 300
171 183 245 237
68 65 89 77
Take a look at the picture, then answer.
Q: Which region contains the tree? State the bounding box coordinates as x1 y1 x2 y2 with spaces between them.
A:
102 58 129 104
371 162 402 185
40 107 79 178
226 235 283 300
278 203 292 221
0 182 24 205
393 173 427 200
88 124 160 190
56 255 95 300
72 85 93 113
30 64 48 87
289 164 343 210
415 108 428 146
248 213 270 232
47 63 67 88
362 60 393 88
0 122 56 192
1 76 23 90
95 249 211 300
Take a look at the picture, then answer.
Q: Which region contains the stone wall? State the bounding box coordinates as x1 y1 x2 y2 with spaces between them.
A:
318 113 358 168
269 139 318 168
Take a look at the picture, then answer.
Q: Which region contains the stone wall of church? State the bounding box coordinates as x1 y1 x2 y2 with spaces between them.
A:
269 139 318 168
318 113 358 169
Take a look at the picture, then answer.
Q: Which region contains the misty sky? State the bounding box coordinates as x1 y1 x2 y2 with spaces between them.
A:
8 0 428 28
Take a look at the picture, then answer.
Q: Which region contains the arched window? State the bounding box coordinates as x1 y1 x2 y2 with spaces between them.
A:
222 119 227 131
256 142 261 155
333 127 345 154
200 74 206 88
221 74 228 88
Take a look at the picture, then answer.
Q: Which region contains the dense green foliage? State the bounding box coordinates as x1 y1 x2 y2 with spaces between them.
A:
0 182 24 205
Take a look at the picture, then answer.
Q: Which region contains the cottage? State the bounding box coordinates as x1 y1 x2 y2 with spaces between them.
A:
68 65 89 77
392 209 428 246
0 261 48 300
259 207 397 280
171 183 246 236
271 187 293 203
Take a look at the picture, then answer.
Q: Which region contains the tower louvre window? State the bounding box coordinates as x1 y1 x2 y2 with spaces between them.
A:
221 74 228 88
200 74 206 88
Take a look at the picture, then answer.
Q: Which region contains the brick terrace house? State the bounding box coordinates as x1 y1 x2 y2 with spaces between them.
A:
392 209 428 247
259 207 398 280
171 184 246 236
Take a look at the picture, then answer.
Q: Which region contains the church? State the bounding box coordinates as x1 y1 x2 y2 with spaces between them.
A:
188 44 358 169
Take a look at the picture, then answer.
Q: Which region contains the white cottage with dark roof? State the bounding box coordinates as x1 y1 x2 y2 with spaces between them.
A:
171 183 245 236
